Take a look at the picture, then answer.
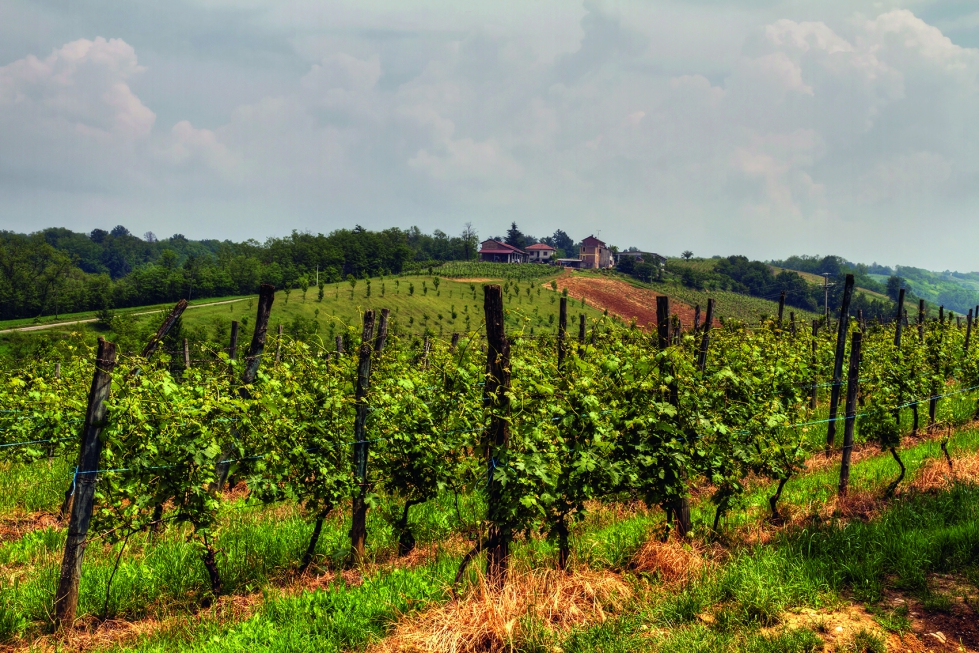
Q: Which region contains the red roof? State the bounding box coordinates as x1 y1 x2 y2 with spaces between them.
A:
479 240 525 254
526 243 555 251
581 235 606 248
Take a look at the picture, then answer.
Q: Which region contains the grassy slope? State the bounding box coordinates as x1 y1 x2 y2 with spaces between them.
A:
0 272 613 355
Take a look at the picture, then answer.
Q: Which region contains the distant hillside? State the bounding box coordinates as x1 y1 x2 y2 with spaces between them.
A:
770 255 979 316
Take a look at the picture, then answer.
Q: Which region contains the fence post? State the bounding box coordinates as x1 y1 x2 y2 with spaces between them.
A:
335 335 344 360
140 299 188 359
656 296 670 350
351 310 376 562
838 330 863 497
450 332 460 353
483 285 511 585
810 320 819 411
697 298 714 372
657 295 690 535
789 311 796 337
228 320 239 376
54 337 117 629
183 338 191 370
777 291 785 330
557 296 568 368
966 309 973 353
826 274 855 452
918 299 925 340
693 304 701 333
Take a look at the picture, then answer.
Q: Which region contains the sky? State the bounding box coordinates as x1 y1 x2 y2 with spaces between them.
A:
1 1 978 270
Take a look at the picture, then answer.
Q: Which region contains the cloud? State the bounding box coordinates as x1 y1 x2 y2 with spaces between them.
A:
1 3 979 269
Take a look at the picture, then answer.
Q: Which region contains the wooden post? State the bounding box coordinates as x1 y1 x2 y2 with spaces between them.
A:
918 299 925 340
789 311 796 337
183 338 191 370
939 306 945 324
810 320 819 411
557 296 568 368
140 299 188 358
966 309 973 353
777 291 785 329
693 305 701 333
894 289 906 349
335 335 344 359
656 296 670 350
826 274 855 451
228 320 239 376
838 330 862 497
54 337 117 629
483 285 511 584
275 324 283 363
857 309 865 332
697 298 714 372
55 362 61 379
578 313 586 357
351 310 376 562
216 285 274 492
450 332 460 353
374 308 389 357
421 336 431 369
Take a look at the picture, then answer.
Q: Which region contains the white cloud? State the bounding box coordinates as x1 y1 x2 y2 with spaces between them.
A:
2 4 979 269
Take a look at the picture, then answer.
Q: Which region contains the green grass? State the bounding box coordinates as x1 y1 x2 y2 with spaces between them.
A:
0 274 608 356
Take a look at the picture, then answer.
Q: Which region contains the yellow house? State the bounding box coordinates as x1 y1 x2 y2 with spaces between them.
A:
579 235 611 269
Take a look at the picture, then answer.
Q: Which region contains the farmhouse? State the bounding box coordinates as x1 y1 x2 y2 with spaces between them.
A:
579 235 612 269
478 239 527 263
525 242 556 263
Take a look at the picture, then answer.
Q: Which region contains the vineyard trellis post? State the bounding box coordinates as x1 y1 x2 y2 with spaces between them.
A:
694 304 701 332
893 288 906 427
777 291 785 330
578 313 586 356
826 273 855 452
216 284 275 492
335 335 344 360
183 338 190 370
351 310 376 562
810 320 819 411
697 298 714 372
558 296 567 368
918 299 925 340
789 311 796 337
966 309 973 353
657 295 691 535
228 320 239 376
483 284 511 584
450 332 459 353
54 337 117 629
838 330 862 497
140 299 188 359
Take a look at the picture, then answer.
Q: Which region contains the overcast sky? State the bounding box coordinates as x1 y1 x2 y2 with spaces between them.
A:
2 1 978 270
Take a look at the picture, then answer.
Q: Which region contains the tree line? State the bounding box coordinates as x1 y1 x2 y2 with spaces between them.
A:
0 225 481 321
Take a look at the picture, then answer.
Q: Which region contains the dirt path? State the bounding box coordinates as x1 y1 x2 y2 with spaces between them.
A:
550 273 716 330
0 299 249 335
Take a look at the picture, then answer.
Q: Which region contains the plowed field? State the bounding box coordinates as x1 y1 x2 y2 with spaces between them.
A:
551 273 715 330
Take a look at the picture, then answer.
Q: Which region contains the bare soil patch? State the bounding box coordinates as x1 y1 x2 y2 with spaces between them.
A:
550 274 715 330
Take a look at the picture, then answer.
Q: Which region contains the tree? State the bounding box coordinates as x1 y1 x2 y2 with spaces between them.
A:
682 250 694 260
298 275 311 302
347 274 357 299
110 225 131 237
143 231 158 243
886 276 908 302
550 230 574 258
505 222 525 249
461 223 478 260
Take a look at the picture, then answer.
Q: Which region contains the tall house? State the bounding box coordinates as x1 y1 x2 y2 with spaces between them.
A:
579 235 611 269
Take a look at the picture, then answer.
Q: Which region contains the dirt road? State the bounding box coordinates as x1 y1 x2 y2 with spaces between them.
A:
0 298 249 334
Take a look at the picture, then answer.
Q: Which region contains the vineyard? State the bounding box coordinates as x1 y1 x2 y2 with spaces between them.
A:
3 278 979 651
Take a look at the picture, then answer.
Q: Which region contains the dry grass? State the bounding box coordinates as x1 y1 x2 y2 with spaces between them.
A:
630 538 712 585
370 567 631 653
914 450 979 492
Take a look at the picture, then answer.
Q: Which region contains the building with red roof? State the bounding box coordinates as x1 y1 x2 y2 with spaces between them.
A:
478 239 527 263
525 242 556 263
579 235 612 269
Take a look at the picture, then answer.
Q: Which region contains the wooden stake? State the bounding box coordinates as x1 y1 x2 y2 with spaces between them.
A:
450 332 460 353
697 298 714 372
557 296 568 368
183 339 190 370
810 320 819 411
826 274 855 451
54 337 117 629
693 305 701 332
918 299 925 340
777 291 785 329
140 299 188 359
656 296 670 350
838 330 862 497
483 285 511 584
351 310 376 562
966 309 973 352
228 320 239 376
